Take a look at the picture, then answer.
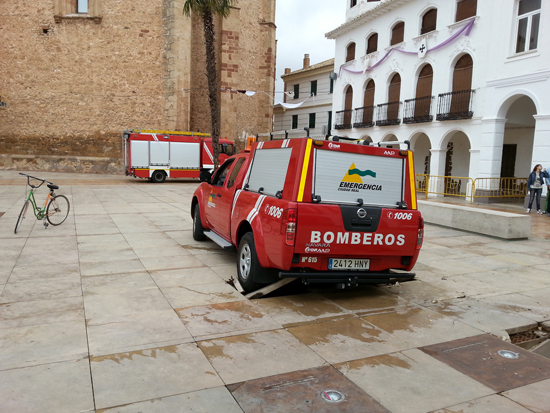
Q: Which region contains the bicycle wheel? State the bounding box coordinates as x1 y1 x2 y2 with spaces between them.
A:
14 199 30 234
46 195 70 226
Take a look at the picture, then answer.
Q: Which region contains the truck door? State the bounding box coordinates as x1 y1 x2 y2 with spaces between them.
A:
205 157 246 239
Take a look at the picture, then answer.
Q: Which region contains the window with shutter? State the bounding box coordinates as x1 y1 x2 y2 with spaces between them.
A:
309 113 316 128
455 0 477 22
363 80 375 124
292 115 298 129
344 86 353 126
367 33 378 54
293 84 299 99
311 80 317 96
350 0 357 7
415 65 433 118
391 22 405 46
450 54 473 114
346 43 356 62
421 9 437 35
387 74 401 120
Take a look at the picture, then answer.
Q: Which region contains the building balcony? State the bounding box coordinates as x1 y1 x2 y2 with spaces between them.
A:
353 106 375 128
403 96 434 124
436 89 475 121
376 101 401 127
334 109 353 130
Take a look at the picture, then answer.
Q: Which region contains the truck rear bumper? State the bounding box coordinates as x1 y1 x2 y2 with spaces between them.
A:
278 270 415 284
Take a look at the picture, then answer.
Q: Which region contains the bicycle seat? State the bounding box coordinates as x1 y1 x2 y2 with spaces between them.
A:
47 184 59 190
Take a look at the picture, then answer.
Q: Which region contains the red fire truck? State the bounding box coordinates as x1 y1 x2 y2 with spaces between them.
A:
123 129 235 183
191 136 424 292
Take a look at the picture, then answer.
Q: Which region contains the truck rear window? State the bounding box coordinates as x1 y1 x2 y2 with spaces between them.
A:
313 149 405 207
246 148 292 196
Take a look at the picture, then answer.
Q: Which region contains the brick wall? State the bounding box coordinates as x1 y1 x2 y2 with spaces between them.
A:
0 0 276 173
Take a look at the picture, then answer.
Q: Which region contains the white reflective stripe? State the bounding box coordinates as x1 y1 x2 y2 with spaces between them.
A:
257 142 264 150
231 189 242 218
282 139 290 148
204 144 214 163
151 134 159 142
249 195 267 223
246 195 266 222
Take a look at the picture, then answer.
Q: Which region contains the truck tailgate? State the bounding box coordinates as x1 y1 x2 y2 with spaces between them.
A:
294 203 420 256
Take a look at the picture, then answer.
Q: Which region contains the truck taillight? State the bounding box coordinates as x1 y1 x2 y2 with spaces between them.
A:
417 217 424 248
281 207 297 246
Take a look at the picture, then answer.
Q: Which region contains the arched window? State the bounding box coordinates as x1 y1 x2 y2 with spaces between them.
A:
421 9 437 34
344 86 353 126
346 43 356 62
415 64 433 119
362 80 375 126
388 73 401 120
452 54 473 92
367 33 378 54
451 54 473 114
391 22 405 46
456 0 477 22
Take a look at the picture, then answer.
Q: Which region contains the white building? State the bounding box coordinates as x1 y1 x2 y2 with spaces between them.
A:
326 0 548 196
273 55 335 137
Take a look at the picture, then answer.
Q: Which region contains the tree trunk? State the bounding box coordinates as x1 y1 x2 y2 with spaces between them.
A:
202 10 220 170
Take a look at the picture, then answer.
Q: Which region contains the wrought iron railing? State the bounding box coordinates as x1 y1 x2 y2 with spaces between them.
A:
403 96 433 124
353 106 375 128
334 109 353 130
436 89 475 121
376 101 401 126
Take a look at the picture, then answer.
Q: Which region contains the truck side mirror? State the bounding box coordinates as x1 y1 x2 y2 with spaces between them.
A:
199 171 212 183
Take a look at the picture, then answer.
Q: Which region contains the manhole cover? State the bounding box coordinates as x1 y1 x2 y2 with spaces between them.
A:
321 390 345 402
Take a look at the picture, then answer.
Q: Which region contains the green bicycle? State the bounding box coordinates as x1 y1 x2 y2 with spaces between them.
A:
14 173 70 233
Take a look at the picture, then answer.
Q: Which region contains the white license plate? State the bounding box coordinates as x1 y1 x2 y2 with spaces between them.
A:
329 258 370 270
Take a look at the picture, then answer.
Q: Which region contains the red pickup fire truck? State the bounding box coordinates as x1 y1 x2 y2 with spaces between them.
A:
191 136 424 292
123 129 235 183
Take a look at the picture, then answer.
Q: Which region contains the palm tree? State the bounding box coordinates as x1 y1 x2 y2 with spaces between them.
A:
183 0 237 170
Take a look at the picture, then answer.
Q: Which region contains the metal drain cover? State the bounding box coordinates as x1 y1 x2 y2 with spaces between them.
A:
321 390 345 402
498 350 519 359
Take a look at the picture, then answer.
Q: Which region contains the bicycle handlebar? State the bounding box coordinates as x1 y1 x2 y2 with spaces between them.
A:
19 173 55 188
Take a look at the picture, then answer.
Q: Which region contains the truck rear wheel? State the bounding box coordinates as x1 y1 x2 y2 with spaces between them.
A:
237 232 264 292
151 170 166 183
193 205 207 241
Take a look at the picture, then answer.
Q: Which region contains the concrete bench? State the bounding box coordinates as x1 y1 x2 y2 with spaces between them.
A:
417 200 530 239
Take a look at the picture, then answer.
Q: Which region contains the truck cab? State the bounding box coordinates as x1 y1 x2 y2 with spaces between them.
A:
191 137 424 292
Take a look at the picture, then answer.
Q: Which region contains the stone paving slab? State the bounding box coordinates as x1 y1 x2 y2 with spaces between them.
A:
1 171 550 412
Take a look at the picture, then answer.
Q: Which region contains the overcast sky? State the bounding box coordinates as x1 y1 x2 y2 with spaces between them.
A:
274 0 346 100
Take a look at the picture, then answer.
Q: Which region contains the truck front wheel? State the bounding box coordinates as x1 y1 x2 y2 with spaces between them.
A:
151 170 166 183
237 232 262 292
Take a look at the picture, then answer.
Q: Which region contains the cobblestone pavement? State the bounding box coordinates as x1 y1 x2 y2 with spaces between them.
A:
1 170 549 413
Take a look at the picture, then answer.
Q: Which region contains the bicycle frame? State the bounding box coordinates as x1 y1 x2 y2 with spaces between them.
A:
25 189 53 220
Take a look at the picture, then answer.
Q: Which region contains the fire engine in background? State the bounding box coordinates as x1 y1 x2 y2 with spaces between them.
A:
191 135 424 292
123 129 235 183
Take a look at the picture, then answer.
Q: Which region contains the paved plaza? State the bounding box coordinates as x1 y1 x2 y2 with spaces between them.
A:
1 170 549 413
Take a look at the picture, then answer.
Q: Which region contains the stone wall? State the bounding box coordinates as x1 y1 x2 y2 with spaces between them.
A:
0 0 276 173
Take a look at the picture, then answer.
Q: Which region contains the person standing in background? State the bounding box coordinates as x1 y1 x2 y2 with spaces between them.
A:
527 164 548 214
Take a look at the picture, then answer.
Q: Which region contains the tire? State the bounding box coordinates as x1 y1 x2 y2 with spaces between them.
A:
192 204 206 241
151 170 166 183
237 232 263 293
46 195 70 226
14 200 30 234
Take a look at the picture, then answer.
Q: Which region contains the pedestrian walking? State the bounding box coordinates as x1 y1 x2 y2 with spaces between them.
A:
527 164 548 213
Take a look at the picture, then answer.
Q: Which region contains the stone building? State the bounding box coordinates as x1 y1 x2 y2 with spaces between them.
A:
326 0 549 201
0 0 276 173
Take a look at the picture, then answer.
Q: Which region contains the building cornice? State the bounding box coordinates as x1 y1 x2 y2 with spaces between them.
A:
325 0 414 39
486 70 550 89
281 59 335 80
